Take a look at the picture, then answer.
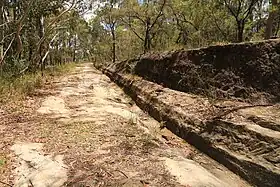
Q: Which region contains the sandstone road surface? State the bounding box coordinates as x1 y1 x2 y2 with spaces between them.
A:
1 63 250 187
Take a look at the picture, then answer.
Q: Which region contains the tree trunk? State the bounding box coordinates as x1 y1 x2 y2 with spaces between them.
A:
28 43 33 62
275 21 280 36
38 15 45 73
73 34 77 62
111 26 116 63
147 32 151 51
265 0 278 39
237 21 244 42
109 1 116 63
0 0 4 68
144 18 151 53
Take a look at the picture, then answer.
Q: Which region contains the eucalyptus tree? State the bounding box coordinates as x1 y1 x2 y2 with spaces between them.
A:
265 0 278 39
0 0 93 74
0 0 4 65
221 0 260 42
96 0 119 62
120 0 167 53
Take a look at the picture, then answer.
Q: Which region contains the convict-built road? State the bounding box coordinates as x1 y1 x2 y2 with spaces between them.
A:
3 63 250 187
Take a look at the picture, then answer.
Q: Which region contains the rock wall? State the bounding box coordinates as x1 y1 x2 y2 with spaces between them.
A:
98 40 280 186
126 40 280 102
100 67 280 187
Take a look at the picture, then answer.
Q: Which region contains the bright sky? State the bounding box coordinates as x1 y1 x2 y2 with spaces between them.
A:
82 1 104 21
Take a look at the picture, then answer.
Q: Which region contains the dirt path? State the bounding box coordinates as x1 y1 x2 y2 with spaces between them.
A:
1 63 250 186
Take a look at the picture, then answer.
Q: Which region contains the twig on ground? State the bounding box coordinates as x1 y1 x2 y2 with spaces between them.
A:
103 169 113 177
115 169 128 178
0 181 13 187
29 179 34 187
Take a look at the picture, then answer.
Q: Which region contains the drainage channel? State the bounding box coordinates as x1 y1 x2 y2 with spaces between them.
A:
100 66 280 187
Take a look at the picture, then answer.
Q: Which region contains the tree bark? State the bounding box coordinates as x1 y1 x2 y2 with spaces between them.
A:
0 0 4 67
109 0 116 63
73 34 77 62
265 0 278 39
144 18 151 53
237 20 244 42
111 24 116 63
38 15 45 73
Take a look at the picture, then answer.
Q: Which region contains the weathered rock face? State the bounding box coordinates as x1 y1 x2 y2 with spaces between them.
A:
131 40 280 102
100 68 280 187
97 40 280 187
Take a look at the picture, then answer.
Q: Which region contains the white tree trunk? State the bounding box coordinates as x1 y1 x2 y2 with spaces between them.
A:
0 0 4 64
265 0 278 39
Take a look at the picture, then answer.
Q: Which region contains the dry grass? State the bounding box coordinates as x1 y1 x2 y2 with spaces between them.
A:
0 63 76 104
0 156 6 170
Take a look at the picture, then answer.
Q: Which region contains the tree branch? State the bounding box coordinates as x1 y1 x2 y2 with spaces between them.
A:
120 18 144 41
32 0 76 65
15 0 37 56
150 0 166 30
223 0 239 21
243 0 258 20
0 35 15 66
